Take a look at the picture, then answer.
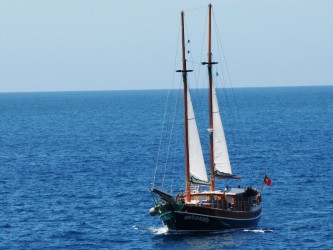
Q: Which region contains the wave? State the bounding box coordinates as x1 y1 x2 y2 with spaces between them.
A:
243 229 273 233
148 226 169 235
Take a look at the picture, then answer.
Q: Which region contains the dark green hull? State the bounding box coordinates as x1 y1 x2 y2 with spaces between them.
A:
158 203 261 232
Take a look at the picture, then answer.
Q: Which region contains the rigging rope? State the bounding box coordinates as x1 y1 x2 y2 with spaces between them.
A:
212 9 247 179
194 8 209 135
153 5 251 192
151 24 181 189
184 5 207 13
185 14 207 141
212 9 240 109
168 85 182 194
212 11 238 153
162 84 181 191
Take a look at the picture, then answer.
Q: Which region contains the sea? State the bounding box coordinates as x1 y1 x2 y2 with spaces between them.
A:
0 86 332 249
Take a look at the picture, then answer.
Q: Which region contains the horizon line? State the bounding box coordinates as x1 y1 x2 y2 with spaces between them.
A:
0 84 332 94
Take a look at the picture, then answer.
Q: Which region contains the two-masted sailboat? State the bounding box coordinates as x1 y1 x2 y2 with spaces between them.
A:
150 4 265 232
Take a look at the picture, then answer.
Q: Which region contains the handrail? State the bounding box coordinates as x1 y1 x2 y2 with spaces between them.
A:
199 195 260 211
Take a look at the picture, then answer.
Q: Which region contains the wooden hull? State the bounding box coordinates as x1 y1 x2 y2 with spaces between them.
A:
159 203 261 232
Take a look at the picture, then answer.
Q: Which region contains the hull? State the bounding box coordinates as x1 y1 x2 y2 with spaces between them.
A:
159 203 261 232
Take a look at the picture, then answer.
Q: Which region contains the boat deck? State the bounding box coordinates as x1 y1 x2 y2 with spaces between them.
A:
182 188 261 212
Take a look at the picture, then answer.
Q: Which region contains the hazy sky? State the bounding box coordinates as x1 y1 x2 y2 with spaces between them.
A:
0 0 332 92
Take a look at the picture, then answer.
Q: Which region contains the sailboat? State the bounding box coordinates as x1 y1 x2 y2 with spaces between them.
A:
150 4 267 232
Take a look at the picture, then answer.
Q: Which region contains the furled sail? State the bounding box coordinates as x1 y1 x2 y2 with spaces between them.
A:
212 85 232 176
187 88 209 184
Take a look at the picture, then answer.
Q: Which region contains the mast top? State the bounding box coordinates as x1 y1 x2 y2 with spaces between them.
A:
202 3 218 66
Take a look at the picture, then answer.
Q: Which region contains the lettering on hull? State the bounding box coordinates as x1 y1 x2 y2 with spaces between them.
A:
184 215 209 223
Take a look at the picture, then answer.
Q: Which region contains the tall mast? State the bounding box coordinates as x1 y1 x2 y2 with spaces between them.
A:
208 3 215 192
177 11 192 202
202 4 217 191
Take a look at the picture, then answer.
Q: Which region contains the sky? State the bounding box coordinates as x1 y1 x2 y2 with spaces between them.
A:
0 0 332 92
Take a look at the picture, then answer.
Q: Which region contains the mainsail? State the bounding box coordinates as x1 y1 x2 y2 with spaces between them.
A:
212 84 232 176
187 88 209 184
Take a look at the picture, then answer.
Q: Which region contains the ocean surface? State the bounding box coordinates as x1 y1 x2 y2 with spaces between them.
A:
0 86 332 249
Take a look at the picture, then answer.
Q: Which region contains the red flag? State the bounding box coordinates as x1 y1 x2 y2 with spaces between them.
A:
264 176 272 186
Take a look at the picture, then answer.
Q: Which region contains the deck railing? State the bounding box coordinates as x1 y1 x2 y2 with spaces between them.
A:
201 196 260 211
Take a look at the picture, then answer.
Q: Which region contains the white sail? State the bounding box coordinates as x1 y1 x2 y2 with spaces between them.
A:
187 88 209 183
212 85 232 175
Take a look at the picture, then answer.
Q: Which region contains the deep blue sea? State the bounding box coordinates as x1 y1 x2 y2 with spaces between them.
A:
0 86 332 249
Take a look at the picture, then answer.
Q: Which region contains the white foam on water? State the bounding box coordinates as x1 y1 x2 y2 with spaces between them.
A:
149 226 169 235
243 229 273 233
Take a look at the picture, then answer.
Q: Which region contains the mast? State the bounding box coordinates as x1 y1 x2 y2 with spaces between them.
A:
177 11 192 202
202 4 218 191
